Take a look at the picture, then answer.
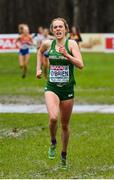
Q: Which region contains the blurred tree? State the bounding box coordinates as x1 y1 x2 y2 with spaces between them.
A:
72 0 114 32
0 0 114 33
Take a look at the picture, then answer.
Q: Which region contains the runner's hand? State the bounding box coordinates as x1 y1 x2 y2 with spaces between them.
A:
36 70 42 79
59 46 68 57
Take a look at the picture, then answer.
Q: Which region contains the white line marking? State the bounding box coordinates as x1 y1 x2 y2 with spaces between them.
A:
0 104 114 113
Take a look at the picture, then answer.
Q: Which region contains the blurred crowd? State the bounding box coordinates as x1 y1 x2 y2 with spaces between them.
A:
15 23 82 78
32 25 83 49
17 24 83 49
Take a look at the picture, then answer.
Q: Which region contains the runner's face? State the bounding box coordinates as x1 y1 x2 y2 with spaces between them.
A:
23 26 29 34
52 20 66 39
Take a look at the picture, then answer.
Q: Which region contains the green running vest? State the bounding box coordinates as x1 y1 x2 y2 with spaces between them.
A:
47 39 76 88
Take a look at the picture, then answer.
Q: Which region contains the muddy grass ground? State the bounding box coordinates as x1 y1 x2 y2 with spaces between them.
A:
0 53 114 104
1 113 114 179
0 53 114 178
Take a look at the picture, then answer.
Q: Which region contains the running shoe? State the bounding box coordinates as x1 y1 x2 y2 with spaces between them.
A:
48 144 56 159
22 74 26 78
59 157 68 170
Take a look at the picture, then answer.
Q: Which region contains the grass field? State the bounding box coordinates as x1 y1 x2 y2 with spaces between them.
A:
0 113 114 179
0 52 114 179
0 52 114 104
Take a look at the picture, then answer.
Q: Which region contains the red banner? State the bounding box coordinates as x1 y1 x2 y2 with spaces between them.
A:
0 38 17 49
105 38 114 49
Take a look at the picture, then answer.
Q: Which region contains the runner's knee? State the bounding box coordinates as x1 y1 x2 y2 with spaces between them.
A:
49 112 58 122
61 124 69 131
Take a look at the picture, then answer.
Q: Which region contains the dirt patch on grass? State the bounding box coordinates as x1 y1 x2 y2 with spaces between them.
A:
0 128 27 138
0 95 44 104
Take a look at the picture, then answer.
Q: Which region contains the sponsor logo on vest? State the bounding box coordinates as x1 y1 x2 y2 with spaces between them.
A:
68 94 73 97
49 55 67 60
50 50 53 53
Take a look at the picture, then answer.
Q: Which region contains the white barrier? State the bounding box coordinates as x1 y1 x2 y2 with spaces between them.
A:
0 33 114 53
80 33 114 53
0 34 36 53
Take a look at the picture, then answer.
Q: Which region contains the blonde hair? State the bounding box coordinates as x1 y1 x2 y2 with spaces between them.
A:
18 24 29 34
50 17 69 35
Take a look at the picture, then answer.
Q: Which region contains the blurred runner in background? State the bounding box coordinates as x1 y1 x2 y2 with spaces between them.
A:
16 24 33 78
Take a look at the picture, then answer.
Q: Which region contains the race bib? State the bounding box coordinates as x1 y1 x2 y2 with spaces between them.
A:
21 43 30 49
49 65 69 83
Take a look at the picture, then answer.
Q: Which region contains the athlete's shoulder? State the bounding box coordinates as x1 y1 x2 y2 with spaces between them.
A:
28 34 32 38
28 34 33 40
20 34 25 40
16 34 21 39
68 39 78 47
39 39 52 52
20 34 24 38
68 39 77 44
17 34 23 41
42 39 52 48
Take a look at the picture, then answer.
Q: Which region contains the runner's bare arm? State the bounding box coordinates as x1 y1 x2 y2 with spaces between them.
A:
59 40 84 69
29 35 34 45
36 40 51 78
15 36 21 48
